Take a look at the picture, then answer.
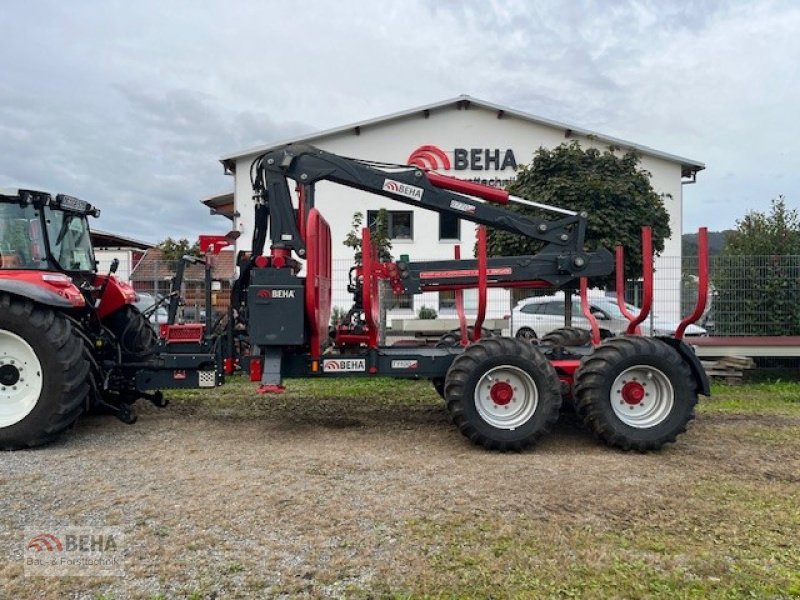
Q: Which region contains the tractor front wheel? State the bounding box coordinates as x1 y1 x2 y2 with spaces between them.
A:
103 305 157 361
444 337 561 451
0 295 90 449
573 336 697 451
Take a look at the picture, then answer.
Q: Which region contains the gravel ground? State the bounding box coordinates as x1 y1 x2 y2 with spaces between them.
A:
1 385 799 599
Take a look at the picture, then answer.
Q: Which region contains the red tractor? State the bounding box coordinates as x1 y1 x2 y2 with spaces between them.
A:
0 189 221 449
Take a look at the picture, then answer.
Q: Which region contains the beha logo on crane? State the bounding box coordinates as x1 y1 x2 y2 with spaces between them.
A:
407 145 517 172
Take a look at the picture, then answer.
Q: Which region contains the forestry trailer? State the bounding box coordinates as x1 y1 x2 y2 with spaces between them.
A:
0 145 710 452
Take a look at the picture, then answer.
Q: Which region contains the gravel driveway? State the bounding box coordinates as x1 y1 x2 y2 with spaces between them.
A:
1 382 798 599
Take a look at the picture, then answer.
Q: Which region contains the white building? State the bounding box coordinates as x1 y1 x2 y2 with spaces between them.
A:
217 95 704 321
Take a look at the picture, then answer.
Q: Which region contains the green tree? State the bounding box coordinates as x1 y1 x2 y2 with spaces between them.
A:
485 141 671 283
714 196 800 335
343 209 393 263
157 237 201 262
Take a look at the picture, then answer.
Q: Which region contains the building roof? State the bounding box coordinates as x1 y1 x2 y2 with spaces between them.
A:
220 95 705 178
130 248 235 282
201 192 235 220
91 229 153 250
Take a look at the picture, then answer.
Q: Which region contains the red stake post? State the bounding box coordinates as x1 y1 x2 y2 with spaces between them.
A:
675 227 709 340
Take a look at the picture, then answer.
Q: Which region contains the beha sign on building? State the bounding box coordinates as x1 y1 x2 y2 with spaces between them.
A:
217 95 703 317
408 144 518 189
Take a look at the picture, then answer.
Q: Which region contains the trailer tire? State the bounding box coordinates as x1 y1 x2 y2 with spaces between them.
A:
444 337 561 451
104 305 157 360
514 327 537 342
0 295 89 450
436 327 493 348
573 336 697 451
541 327 592 347
432 377 445 399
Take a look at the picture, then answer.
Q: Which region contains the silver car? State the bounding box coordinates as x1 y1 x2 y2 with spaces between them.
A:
511 294 706 340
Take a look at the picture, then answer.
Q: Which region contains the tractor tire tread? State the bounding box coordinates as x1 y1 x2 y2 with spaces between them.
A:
0 295 90 450
444 337 561 451
573 336 697 451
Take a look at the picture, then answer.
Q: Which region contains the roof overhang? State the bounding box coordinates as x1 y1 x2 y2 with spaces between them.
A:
201 192 235 220
91 229 153 250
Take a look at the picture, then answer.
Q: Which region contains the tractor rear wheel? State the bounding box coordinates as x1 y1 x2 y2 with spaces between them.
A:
573 336 697 451
0 295 90 449
444 337 561 451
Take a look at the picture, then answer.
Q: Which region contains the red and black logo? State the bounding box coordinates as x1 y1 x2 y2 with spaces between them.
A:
407 145 517 172
407 145 452 170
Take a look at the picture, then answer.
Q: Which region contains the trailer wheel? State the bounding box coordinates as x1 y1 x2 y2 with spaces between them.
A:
104 305 157 360
444 337 561 451
436 327 493 348
573 336 697 451
541 327 592 347
0 295 89 449
514 327 537 342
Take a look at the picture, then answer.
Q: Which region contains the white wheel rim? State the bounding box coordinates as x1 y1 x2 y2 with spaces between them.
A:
474 365 538 430
0 330 44 428
611 365 674 429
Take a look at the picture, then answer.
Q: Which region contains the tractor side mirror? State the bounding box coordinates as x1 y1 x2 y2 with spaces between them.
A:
109 258 119 274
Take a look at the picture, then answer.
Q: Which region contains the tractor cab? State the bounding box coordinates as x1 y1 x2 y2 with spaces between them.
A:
0 189 98 276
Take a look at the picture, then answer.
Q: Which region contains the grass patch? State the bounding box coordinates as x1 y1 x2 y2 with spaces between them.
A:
400 478 800 599
167 375 440 410
702 381 800 415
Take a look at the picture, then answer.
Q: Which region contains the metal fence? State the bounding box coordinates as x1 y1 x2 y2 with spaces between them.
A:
109 254 800 336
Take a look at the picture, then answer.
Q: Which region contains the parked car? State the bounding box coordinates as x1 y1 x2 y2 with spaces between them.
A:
510 292 706 340
134 292 169 324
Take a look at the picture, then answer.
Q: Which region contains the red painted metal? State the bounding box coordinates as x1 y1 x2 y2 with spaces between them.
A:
490 381 513 405
420 280 552 292
297 184 306 243
453 245 468 346
625 226 654 335
254 255 269 268
419 267 513 279
257 384 286 394
198 235 232 255
426 172 510 205
473 226 488 341
360 227 380 348
94 274 137 319
159 324 204 344
550 359 581 389
580 277 602 345
622 381 645 405
249 358 262 382
675 227 709 341
223 358 235 376
614 246 642 335
304 208 332 360
0 271 86 308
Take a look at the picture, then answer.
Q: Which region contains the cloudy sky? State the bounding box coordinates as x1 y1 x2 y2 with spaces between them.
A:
1 0 797 243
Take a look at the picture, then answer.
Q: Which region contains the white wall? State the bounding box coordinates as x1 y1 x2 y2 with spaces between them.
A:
230 105 688 321
95 249 134 281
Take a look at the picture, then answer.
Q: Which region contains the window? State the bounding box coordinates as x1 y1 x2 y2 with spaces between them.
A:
439 213 460 240
367 210 413 240
543 301 564 316
389 291 414 310
439 290 456 310
520 303 542 315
